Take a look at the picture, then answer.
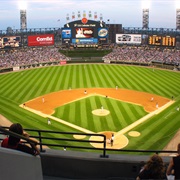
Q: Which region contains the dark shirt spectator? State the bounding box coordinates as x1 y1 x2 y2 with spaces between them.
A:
1 123 40 156
136 154 165 179
166 143 180 179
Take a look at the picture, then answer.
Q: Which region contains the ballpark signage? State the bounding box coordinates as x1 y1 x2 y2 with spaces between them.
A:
62 18 108 44
116 34 142 44
28 34 54 46
0 36 21 48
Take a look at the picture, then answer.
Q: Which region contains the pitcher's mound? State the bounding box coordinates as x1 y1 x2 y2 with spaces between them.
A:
92 109 110 116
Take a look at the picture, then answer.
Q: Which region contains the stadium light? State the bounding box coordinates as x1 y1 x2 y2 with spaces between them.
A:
175 1 180 30
142 1 150 29
175 0 180 9
141 0 151 9
18 1 27 10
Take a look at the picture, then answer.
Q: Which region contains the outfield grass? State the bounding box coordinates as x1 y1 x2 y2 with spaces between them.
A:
0 64 180 152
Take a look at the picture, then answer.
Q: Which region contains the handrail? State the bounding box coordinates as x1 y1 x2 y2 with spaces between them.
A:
0 126 177 157
0 126 38 145
0 126 108 157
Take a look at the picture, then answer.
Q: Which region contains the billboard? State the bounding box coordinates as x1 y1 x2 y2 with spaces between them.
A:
116 34 142 44
28 34 54 46
0 36 21 48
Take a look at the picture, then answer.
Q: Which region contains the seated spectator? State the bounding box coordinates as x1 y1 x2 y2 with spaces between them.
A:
136 154 165 179
1 123 40 156
166 143 180 179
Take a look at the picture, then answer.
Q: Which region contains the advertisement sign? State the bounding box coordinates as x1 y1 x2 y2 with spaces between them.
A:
60 60 67 65
116 34 142 44
98 28 108 38
98 28 108 41
28 34 54 46
72 38 98 44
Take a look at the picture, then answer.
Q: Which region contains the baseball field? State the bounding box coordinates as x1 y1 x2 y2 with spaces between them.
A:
0 64 180 153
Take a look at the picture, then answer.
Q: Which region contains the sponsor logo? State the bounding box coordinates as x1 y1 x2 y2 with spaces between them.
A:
36 36 53 42
81 18 88 24
98 29 108 37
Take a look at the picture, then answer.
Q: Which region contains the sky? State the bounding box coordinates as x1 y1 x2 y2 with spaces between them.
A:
0 0 180 30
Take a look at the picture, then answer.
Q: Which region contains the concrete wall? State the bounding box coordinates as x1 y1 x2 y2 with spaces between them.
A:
0 147 43 180
41 149 171 179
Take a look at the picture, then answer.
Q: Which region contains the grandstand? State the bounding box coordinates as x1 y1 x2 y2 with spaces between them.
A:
0 9 180 180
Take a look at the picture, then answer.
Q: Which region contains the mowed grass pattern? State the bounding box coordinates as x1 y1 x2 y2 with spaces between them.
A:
0 64 180 151
53 96 148 132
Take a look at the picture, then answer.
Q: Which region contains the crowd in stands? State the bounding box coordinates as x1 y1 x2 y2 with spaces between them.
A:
0 46 180 69
0 47 70 68
102 46 180 65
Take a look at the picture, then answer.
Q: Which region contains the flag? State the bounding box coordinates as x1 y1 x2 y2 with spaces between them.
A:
88 11 92 18
78 11 81 19
94 12 97 19
83 10 86 18
100 13 103 21
72 12 75 20
66 14 69 21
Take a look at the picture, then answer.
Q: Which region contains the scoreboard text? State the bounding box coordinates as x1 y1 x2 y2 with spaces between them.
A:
148 35 176 47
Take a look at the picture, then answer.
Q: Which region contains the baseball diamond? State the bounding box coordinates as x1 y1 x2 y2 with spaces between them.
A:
0 64 180 153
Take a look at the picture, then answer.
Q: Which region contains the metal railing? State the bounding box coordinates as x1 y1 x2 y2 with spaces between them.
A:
0 126 177 157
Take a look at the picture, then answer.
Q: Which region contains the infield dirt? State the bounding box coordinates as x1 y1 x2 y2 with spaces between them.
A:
25 88 170 114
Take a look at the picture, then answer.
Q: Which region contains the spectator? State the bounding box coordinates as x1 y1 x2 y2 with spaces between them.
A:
136 154 165 179
0 47 70 69
166 143 180 179
1 123 40 156
102 46 180 65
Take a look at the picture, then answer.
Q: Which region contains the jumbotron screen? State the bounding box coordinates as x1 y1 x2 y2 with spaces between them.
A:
62 19 108 44
75 28 94 38
0 36 21 48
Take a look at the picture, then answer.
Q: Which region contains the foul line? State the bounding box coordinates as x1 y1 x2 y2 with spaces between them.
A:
19 100 174 137
19 104 94 134
115 100 174 137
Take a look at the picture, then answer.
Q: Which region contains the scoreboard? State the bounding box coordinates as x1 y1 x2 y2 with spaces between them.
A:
148 35 176 47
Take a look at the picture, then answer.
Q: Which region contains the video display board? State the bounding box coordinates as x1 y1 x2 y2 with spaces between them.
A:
62 19 108 44
28 34 54 46
148 35 176 47
116 34 142 44
0 36 21 48
62 29 72 39
75 28 94 38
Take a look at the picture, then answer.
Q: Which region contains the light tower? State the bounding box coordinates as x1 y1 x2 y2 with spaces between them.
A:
176 1 180 30
177 9 180 30
19 1 27 30
142 1 150 29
